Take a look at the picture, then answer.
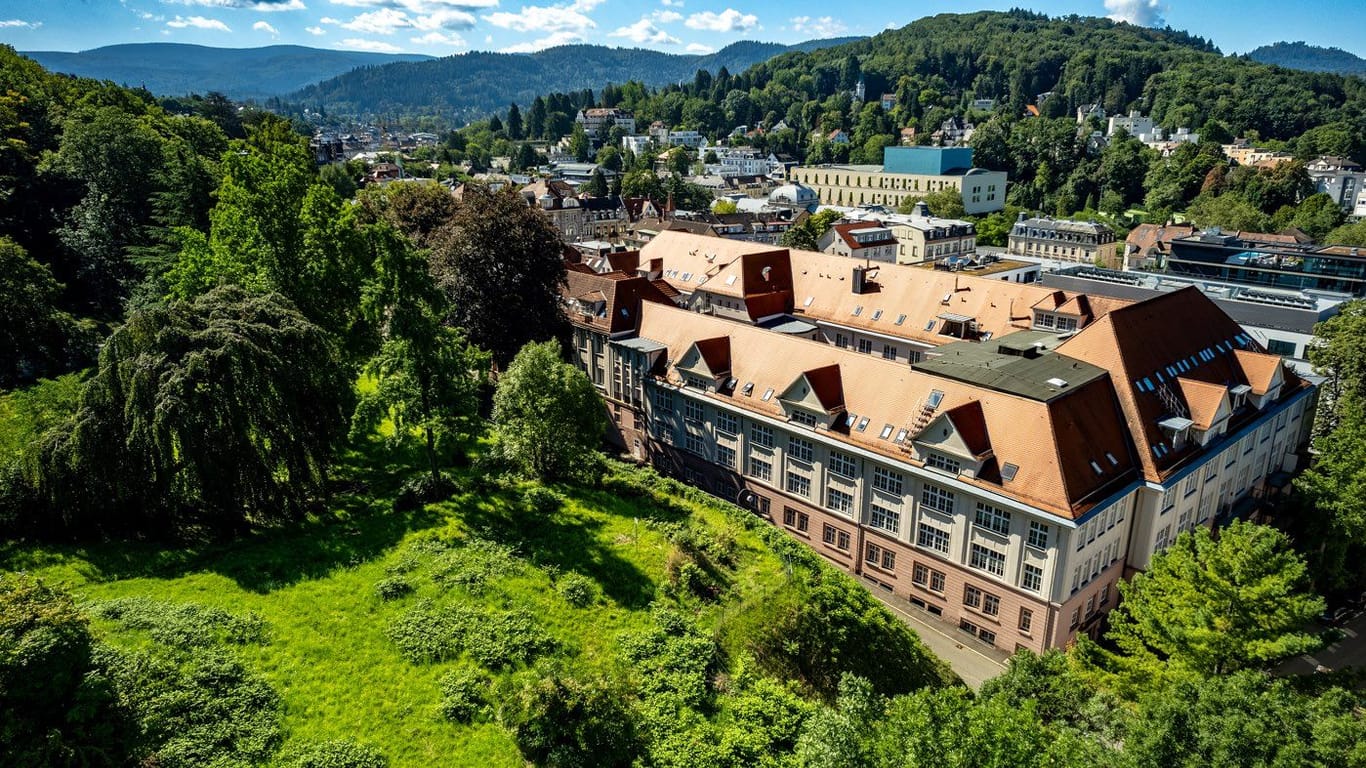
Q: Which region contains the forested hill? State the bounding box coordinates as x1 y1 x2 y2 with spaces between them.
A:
22 43 433 100
1248 42 1366 77
288 37 861 121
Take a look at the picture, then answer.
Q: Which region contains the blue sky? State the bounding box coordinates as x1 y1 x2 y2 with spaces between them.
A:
0 0 1361 58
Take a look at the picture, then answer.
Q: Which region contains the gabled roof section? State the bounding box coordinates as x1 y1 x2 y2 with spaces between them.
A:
1232 349 1285 396
778 364 845 413
676 336 732 379
562 270 675 335
917 402 992 460
1056 286 1304 481
1176 378 1230 430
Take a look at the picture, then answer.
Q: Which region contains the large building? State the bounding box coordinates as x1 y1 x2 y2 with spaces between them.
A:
521 179 627 243
791 147 1008 215
823 201 977 265
1008 214 1119 268
563 232 1315 654
818 222 899 263
1307 155 1366 217
1165 229 1366 296
575 108 635 138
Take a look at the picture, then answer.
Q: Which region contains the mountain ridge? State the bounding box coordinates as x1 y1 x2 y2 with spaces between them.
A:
1246 41 1366 76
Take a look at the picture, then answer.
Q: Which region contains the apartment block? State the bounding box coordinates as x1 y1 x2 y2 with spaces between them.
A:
792 147 1008 215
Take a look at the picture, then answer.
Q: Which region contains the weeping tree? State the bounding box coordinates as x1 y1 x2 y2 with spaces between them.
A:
34 286 350 536
350 225 489 482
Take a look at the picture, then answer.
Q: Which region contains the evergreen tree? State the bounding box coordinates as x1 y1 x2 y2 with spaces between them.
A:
507 103 524 139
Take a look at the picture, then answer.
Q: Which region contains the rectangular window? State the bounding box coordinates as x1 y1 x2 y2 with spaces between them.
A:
1155 524 1172 550
912 563 929 586
684 433 706 456
653 389 674 412
1019 607 1033 634
822 523 837 544
1161 487 1175 512
828 451 857 478
974 503 1011 535
790 410 819 428
784 507 797 527
869 502 900 533
982 593 1000 617
1027 521 1048 550
1085 594 1096 617
1069 608 1080 629
826 488 854 515
834 333 849 348
882 344 898 360
750 424 774 449
916 523 950 554
717 444 735 469
925 452 961 474
865 542 894 570
786 471 811 498
857 339 874 355
872 466 904 496
716 411 739 435
684 398 704 424
970 544 1006 577
788 437 814 463
1184 474 1199 497
837 529 850 550
930 569 945 592
1022 563 1043 593
921 484 955 514
748 456 772 482
964 584 982 608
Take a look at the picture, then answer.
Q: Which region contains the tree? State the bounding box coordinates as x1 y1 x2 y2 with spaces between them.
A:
793 675 882 768
568 123 592 162
1106 520 1325 677
0 237 83 388
667 147 692 176
492 341 605 481
621 168 665 202
36 286 351 536
712 199 738 214
0 574 133 765
428 185 568 368
780 209 843 251
1185 192 1271 233
1276 192 1344 241
897 187 966 219
1324 219 1366 247
350 226 488 482
507 103 524 140
581 168 609 197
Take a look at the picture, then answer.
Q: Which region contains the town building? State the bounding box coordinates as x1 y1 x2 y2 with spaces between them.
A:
1122 223 1196 270
564 231 1315 653
1164 229 1366 296
1307 155 1366 217
521 179 628 243
792 147 1008 215
575 108 635 138
822 201 977 264
819 222 900 263
1107 110 1153 138
621 135 652 156
1007 214 1119 267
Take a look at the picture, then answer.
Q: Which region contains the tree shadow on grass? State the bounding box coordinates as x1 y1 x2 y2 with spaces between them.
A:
451 483 688 611
0 440 444 594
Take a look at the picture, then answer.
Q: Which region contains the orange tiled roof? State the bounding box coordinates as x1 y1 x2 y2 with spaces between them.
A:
636 302 1137 518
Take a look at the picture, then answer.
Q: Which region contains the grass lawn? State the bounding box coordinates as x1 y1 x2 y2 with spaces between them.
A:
0 449 811 767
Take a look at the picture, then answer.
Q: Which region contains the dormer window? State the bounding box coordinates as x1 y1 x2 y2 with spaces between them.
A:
1229 384 1252 410
925 452 960 474
790 410 819 428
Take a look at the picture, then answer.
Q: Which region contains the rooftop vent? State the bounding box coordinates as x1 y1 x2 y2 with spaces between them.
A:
1045 377 1069 388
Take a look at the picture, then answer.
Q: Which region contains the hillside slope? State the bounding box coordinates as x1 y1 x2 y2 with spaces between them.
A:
22 43 433 100
1248 41 1366 77
290 37 862 120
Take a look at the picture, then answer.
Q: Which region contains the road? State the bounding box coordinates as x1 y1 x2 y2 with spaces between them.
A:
1279 608 1366 681
859 576 1010 689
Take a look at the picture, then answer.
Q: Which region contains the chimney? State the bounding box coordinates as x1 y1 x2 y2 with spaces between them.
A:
852 265 868 295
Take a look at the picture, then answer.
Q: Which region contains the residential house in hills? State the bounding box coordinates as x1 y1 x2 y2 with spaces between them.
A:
1307 155 1366 217
562 230 1315 653
576 108 635 138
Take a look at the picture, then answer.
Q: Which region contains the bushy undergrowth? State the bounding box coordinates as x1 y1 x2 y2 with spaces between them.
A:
386 600 556 668
281 739 389 768
373 576 413 601
91 596 268 646
555 571 598 607
438 666 489 723
428 538 520 594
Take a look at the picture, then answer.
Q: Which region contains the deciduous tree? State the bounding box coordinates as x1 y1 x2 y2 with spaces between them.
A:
492 341 605 481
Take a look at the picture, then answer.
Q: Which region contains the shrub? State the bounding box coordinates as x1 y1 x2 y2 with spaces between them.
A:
499 669 638 768
374 577 413 601
387 601 556 668
522 484 563 515
430 539 519 594
439 667 488 722
91 597 267 646
556 572 598 608
281 739 388 768
393 473 457 512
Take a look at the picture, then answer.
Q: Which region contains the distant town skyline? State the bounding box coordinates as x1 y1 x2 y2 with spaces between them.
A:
0 0 1362 60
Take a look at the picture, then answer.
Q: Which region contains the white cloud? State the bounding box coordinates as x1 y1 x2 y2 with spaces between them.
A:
685 42 712 53
329 0 498 9
306 24 325 32
253 20 280 33
483 3 593 33
484 33 492 42
684 8 755 32
320 15 341 22
660 0 683 6
0 19 41 29
1104 0 1164 27
610 17 680 45
412 8 476 29
166 15 232 30
165 0 307 10
789 15 845 37
499 30 582 52
653 9 681 23
341 7 408 32
339 36 404 50
411 30 466 46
